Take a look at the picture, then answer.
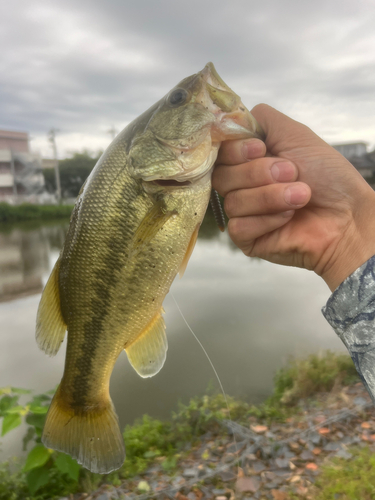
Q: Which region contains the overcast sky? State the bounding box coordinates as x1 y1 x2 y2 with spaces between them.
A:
1 0 375 158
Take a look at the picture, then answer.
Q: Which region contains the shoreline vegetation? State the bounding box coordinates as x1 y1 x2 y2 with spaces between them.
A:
0 203 74 225
1 351 373 500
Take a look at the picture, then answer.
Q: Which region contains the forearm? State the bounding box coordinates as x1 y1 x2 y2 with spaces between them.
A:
322 255 375 403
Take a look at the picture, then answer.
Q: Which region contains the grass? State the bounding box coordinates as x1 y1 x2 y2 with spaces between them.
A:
0 203 73 224
308 447 375 500
270 350 359 405
0 351 362 498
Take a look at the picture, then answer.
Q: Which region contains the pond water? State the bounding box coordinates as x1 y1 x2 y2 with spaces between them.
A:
0 219 346 461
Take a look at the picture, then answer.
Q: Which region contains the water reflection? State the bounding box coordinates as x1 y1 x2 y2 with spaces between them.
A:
0 214 346 462
0 224 66 302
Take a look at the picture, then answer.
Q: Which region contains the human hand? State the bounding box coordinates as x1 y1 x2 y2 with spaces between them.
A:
213 104 375 291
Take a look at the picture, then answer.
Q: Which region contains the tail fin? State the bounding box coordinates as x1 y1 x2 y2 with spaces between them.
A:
42 389 125 474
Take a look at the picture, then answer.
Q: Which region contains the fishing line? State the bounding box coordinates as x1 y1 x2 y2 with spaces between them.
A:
171 293 240 472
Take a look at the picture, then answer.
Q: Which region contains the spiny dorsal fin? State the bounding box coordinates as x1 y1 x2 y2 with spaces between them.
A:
125 310 167 378
129 201 176 259
36 258 67 356
179 223 200 278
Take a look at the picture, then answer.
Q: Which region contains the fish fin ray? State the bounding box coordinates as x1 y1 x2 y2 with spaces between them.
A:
125 310 167 378
130 201 176 258
36 259 67 356
179 223 200 278
42 388 125 474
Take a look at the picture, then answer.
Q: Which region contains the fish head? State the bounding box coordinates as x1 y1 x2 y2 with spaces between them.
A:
128 62 264 186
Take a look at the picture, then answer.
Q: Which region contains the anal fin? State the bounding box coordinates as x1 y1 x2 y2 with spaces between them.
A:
125 310 167 378
36 258 67 356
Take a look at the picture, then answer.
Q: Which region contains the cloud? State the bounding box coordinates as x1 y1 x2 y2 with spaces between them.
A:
1 0 374 156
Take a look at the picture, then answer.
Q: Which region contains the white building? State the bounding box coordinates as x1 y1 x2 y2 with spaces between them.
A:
0 129 47 203
332 142 368 159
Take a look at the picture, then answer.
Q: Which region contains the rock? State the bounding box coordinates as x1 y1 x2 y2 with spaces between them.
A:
229 440 248 453
198 467 207 478
172 475 185 487
266 431 277 439
236 476 260 493
335 449 353 460
309 432 321 445
300 450 314 461
354 397 367 407
96 494 110 500
219 470 236 482
182 468 197 478
324 442 341 452
274 458 290 469
252 460 266 473
261 445 273 458
212 489 226 496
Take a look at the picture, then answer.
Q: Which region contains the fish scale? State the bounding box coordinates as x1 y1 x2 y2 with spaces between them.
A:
35 62 264 473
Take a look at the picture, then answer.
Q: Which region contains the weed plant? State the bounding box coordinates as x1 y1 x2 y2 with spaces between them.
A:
0 351 361 499
0 203 73 224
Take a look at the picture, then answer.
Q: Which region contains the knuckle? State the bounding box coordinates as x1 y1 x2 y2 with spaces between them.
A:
224 191 238 217
227 217 241 242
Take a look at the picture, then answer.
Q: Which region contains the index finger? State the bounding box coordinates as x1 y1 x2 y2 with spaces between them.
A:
216 138 266 165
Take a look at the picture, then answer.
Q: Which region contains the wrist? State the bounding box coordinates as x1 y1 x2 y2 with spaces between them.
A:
321 225 375 292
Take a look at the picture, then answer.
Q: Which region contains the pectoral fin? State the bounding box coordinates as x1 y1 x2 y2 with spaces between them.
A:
36 258 67 356
179 223 200 278
125 310 167 378
130 201 176 258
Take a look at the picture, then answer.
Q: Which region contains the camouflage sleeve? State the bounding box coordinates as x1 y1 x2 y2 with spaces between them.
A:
322 255 375 403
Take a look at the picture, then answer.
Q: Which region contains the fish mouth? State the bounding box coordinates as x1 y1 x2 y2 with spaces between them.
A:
152 179 192 187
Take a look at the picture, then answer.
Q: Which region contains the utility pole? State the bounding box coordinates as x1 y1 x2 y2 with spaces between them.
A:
48 128 61 203
107 126 117 141
10 150 18 197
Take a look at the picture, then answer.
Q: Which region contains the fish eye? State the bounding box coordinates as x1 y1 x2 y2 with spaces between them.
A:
168 88 188 106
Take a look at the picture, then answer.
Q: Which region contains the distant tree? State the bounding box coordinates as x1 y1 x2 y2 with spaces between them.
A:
44 151 102 198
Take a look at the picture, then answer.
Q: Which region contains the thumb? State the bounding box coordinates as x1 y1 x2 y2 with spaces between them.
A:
251 103 326 155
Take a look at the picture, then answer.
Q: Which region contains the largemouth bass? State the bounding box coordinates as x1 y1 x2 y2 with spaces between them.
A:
36 62 264 473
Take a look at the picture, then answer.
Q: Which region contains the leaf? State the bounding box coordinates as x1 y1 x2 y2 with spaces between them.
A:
250 424 268 434
0 387 12 396
138 480 150 492
31 394 51 405
1 413 22 436
10 387 32 394
29 405 49 414
318 427 330 435
24 445 52 472
271 490 288 500
26 412 46 431
23 427 36 451
306 462 318 470
54 452 80 481
0 395 19 416
5 405 24 414
26 467 50 494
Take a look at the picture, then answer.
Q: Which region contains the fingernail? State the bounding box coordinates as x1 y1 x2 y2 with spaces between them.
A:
271 162 296 182
284 185 309 206
242 139 264 160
